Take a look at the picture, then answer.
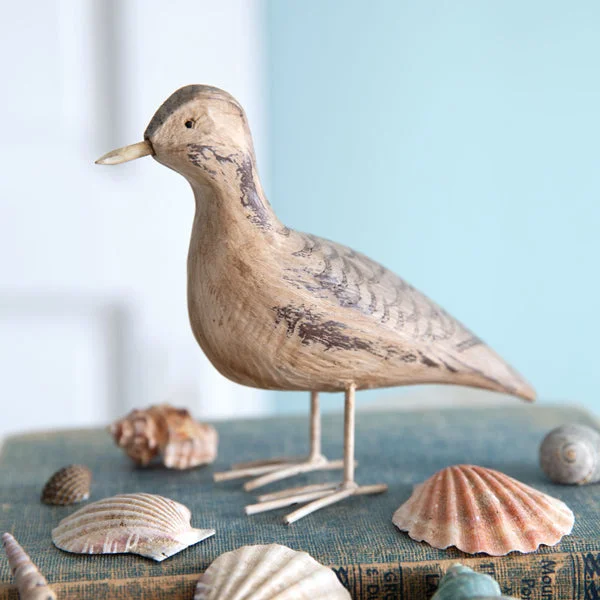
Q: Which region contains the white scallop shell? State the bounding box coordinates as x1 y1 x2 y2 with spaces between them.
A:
52 493 214 561
393 465 574 555
194 544 351 599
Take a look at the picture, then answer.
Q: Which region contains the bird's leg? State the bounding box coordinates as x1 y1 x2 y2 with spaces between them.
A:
245 384 388 523
213 391 344 487
308 388 322 461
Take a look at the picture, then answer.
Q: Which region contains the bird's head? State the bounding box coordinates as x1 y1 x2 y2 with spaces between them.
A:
96 85 254 181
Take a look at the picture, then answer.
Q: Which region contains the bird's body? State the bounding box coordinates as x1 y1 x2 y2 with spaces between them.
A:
97 84 535 523
184 142 532 399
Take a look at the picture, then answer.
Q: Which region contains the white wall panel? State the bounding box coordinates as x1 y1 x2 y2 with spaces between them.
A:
0 0 270 436
0 297 127 433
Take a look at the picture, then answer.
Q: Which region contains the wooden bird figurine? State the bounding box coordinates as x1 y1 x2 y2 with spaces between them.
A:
96 85 536 524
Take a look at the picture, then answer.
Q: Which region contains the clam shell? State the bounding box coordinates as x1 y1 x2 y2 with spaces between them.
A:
41 464 92 505
392 464 574 555
2 532 57 600
110 404 218 469
539 423 600 485
52 493 214 561
194 544 351 599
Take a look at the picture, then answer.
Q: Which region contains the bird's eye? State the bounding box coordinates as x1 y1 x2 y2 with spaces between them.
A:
184 120 194 129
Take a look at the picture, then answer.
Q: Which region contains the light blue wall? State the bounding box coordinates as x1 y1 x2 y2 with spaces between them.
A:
265 1 600 413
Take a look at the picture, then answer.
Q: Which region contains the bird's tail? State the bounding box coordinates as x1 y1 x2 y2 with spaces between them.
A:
437 343 536 402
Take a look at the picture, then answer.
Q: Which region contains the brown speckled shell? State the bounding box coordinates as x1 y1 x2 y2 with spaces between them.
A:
110 404 218 469
392 464 574 556
41 464 92 506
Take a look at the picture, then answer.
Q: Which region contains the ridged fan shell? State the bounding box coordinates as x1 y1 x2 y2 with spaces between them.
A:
393 465 574 556
194 544 351 599
41 464 92 505
52 493 214 561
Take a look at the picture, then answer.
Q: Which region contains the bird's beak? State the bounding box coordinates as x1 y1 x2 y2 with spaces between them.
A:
95 140 154 165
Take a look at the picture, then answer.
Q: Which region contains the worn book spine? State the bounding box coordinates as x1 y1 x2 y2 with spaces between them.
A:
332 552 598 600
1 551 596 600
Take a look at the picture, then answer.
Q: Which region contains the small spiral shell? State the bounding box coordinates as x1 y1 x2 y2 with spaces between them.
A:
539 424 600 485
2 532 57 600
110 404 218 469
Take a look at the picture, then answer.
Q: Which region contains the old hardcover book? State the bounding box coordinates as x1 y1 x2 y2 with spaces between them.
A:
0 404 598 599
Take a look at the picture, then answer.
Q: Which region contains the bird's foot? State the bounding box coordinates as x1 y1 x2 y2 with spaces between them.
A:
213 454 346 491
245 480 388 524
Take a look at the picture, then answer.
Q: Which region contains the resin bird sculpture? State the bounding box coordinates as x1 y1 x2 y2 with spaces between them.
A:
96 85 536 524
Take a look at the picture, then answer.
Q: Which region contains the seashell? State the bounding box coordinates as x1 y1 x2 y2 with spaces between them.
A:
2 532 57 600
431 563 520 599
539 423 600 485
392 464 574 555
110 403 218 469
41 464 92 505
194 543 351 599
52 493 214 561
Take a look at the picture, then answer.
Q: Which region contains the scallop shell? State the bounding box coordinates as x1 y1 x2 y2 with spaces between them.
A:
392 464 574 555
110 404 218 469
52 493 214 561
41 464 92 505
540 423 600 484
2 532 57 600
194 544 351 599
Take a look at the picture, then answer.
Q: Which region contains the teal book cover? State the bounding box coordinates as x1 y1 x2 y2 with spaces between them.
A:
0 405 598 599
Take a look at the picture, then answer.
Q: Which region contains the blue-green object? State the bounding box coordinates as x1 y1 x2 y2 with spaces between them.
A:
431 564 501 599
266 1 600 413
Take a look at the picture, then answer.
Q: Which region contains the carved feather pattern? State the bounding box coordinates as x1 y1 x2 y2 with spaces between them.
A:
278 230 531 398
287 232 478 349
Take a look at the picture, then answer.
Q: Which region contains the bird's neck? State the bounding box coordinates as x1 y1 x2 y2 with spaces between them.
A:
187 145 280 239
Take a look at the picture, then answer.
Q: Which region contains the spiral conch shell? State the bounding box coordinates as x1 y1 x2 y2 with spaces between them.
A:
194 544 351 599
392 464 574 555
110 404 218 469
540 423 600 485
431 564 517 600
2 532 57 600
41 464 92 505
52 493 214 561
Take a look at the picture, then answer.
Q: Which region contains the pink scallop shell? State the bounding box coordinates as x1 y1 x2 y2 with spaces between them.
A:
392 464 574 556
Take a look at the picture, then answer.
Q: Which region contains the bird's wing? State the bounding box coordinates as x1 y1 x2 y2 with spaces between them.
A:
283 231 486 360
279 231 534 400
